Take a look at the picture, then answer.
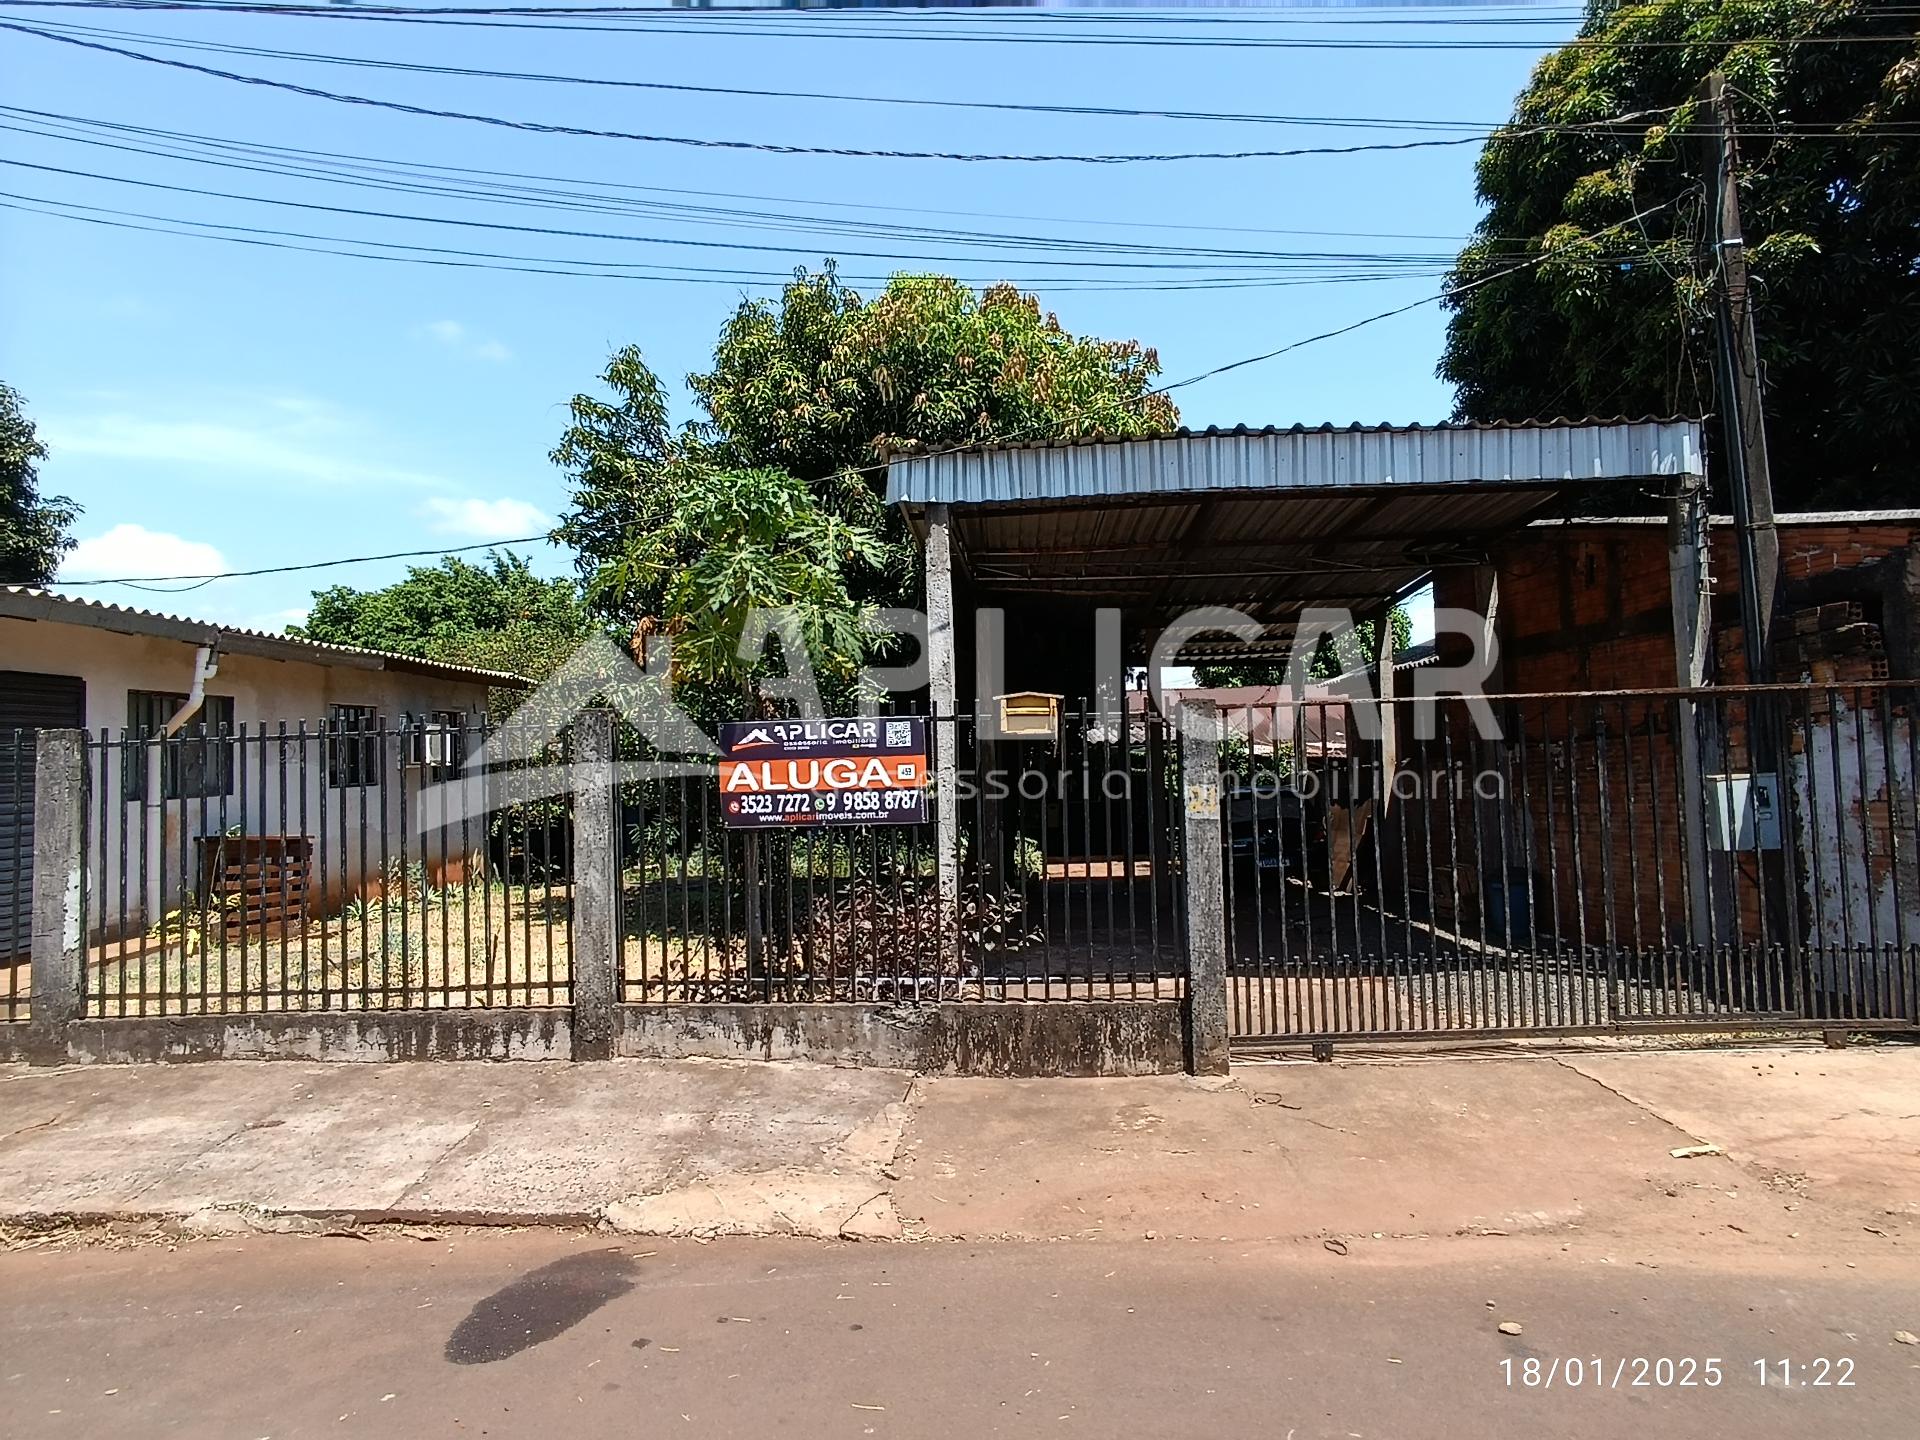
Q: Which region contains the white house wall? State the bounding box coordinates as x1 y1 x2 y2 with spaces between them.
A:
2 616 497 933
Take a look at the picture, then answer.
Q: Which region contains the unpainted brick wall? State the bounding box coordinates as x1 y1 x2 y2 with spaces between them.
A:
1427 519 1920 954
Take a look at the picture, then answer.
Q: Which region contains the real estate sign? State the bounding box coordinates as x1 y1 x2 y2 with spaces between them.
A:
716 717 929 829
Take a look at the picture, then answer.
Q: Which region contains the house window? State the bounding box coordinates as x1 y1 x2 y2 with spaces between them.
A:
124 691 235 802
327 704 382 788
426 708 467 783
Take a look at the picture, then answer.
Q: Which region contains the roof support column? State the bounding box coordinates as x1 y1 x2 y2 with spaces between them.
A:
1372 604 1398 818
925 503 961 936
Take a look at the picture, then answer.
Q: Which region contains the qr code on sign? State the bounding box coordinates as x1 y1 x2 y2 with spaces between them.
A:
884 720 912 748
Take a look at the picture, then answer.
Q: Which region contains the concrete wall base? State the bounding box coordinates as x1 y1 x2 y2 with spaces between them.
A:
0 1010 571 1064
616 1002 1186 1076
0 1003 1188 1074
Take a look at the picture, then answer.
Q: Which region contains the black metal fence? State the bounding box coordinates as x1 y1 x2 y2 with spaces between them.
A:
1 731 30 1021
1218 684 1920 1043
618 709 1186 1003
77 720 573 1016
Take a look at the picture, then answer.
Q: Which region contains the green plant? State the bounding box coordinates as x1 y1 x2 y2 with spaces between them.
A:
148 892 241 956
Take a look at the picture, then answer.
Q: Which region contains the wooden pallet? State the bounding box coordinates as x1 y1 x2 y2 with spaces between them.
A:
196 835 313 932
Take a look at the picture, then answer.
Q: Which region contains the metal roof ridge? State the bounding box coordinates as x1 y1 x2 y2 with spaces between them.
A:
884 416 1706 461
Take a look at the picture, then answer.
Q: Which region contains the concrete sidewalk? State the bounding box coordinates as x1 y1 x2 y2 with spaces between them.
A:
2 1043 1915 1251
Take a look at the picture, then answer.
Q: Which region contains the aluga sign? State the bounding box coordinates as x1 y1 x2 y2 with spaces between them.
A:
717 717 929 828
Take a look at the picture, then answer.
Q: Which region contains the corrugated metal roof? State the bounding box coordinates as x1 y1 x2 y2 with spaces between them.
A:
887 418 1705 508
0 586 531 688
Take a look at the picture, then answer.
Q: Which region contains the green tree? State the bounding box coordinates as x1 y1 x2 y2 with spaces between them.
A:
295 552 594 689
552 270 1181 653
1192 609 1414 689
1439 0 1919 509
0 382 80 586
592 461 881 700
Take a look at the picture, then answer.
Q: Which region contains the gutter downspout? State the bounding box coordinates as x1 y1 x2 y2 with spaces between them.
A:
145 642 220 923
162 642 221 737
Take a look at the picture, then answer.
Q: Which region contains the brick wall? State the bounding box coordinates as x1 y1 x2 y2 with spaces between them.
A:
1424 516 1920 968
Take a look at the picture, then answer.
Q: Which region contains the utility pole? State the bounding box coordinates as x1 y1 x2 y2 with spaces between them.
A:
1697 70 1781 684
1697 71 1796 963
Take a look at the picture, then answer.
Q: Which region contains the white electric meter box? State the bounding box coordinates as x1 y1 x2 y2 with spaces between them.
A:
1707 772 1782 852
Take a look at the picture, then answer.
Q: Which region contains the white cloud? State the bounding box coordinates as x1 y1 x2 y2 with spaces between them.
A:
60 524 226 582
418 496 549 540
416 320 511 364
41 404 452 491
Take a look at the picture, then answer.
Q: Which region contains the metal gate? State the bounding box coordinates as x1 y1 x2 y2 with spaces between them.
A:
1220 684 1920 1044
2 672 87 992
618 708 1187 1003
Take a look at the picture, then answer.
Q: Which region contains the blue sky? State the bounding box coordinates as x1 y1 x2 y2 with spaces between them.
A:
0 3 1577 636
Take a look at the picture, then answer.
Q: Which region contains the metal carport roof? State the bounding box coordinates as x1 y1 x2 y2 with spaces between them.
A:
887 419 1705 660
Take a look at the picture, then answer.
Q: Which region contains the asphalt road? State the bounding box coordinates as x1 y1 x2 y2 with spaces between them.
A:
3 1232 1917 1439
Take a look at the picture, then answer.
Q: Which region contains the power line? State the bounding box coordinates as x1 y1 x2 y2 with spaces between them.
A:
17 17 1518 131
0 114 1485 265
1 0 1914 50
56 535 557 591
45 198 1688 592
0 104 1511 243
43 17 1908 138
0 22 1555 162
2 155 1514 274
7 188 1425 290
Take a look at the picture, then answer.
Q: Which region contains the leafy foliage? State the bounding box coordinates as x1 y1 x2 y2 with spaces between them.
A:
1440 0 1920 510
552 269 1180 696
689 270 1177 489
0 382 80 586
591 461 882 692
295 552 594 693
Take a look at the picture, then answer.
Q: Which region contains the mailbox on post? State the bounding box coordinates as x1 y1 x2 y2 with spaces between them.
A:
995 692 1063 741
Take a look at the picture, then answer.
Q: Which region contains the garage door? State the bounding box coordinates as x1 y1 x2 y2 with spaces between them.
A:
1 672 87 963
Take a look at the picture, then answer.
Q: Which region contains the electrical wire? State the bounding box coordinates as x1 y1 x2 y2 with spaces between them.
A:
5 188 1430 289
4 106 1579 260
51 195 1695 599
0 114 1490 265
3 21 1685 162
1 0 1914 50
14 16 1525 132
2 155 1520 275
56 535 555 591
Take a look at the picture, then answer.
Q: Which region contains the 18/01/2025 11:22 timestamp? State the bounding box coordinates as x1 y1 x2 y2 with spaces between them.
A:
1500 1357 1856 1388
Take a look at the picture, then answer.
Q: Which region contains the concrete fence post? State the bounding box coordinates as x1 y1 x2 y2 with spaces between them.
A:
1179 701 1230 1075
29 729 86 1058
570 708 618 1061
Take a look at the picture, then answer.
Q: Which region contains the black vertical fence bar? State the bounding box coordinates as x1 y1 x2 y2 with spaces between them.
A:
1905 699 1920 1021
1593 710 1619 1027
1077 711 1096 997
1826 689 1853 1015
1800 689 1828 1015
1561 710 1589 1027
1122 722 1141 1001
1874 687 1902 1013
1418 715 1445 1031
297 721 311 1011
6 738 22 1017
1618 702 1646 1022
1438 707 1466 1025
275 725 289 1011
1851 688 1880 1015
1642 701 1672 1021
229 723 245 1009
